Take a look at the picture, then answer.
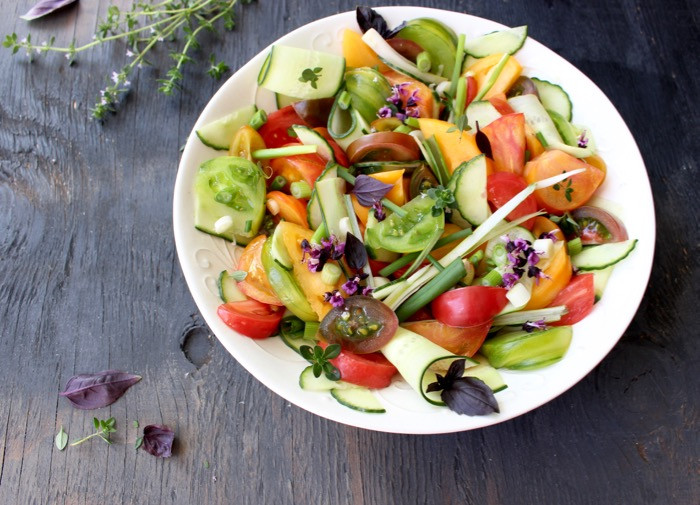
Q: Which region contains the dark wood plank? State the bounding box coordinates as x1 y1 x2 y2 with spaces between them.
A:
0 1 697 504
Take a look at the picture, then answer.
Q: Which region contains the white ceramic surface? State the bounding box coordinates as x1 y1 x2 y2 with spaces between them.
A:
173 7 655 434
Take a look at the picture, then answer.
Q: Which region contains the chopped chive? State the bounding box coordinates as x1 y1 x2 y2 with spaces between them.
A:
453 76 467 118
244 220 252 233
478 268 503 287
321 262 342 285
402 233 441 280
270 175 287 190
248 109 268 130
393 124 413 134
469 249 484 266
337 90 352 110
535 131 549 148
395 258 466 321
303 321 320 340
426 255 444 271
252 145 318 159
416 51 432 73
310 222 328 244
403 117 421 129
290 180 312 199
473 53 510 102
449 33 466 98
567 237 582 256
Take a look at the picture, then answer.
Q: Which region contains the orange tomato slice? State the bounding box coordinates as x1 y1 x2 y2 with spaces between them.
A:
266 191 308 228
237 236 284 306
524 242 572 310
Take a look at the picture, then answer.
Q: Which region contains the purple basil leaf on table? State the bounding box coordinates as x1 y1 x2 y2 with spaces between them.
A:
59 370 141 409
352 174 393 207
355 6 405 39
142 425 175 458
344 233 368 270
475 121 493 159
20 0 78 21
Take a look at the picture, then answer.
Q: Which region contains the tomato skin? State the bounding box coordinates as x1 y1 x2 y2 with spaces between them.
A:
318 341 397 388
431 286 509 327
258 106 307 148
237 236 284 305
217 300 283 339
487 92 515 115
465 75 478 107
571 206 628 244
313 127 349 167
487 172 538 230
401 320 491 356
269 148 326 189
524 150 605 214
482 113 526 175
548 274 595 326
266 191 308 228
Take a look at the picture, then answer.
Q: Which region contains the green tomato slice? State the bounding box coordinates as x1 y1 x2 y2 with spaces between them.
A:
366 194 444 253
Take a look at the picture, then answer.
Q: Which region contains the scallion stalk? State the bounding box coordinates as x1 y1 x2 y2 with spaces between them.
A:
393 124 413 134
337 90 352 110
395 258 467 322
248 109 268 130
303 321 320 340
321 262 342 285
270 175 287 191
567 237 582 256
448 34 466 99
290 180 312 199
310 222 328 244
478 268 503 287
252 145 317 159
472 53 510 102
416 51 432 73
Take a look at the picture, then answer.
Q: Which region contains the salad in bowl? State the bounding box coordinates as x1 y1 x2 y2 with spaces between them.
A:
173 6 653 433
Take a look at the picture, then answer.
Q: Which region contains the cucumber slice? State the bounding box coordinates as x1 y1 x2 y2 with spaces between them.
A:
354 160 423 174
195 104 258 151
194 157 266 242
381 327 476 406
316 177 349 238
330 387 386 413
299 366 351 390
280 332 314 355
592 265 615 302
270 225 293 270
466 100 501 131
327 101 370 150
292 125 335 162
571 239 637 271
507 94 563 147
449 154 491 225
464 26 528 58
217 270 247 303
464 355 507 393
547 109 596 158
275 93 297 110
258 45 345 99
307 164 337 229
361 29 448 85
531 77 573 121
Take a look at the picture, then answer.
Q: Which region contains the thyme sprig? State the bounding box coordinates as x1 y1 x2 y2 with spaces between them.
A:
3 0 253 120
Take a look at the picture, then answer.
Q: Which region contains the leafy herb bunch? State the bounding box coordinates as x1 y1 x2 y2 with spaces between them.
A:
3 0 254 120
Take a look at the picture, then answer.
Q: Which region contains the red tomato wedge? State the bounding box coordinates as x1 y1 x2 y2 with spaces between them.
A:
431 286 509 327
217 300 283 339
318 341 397 388
269 147 326 189
258 106 307 148
487 172 538 230
402 320 491 357
548 274 595 326
466 75 478 107
487 92 515 115
482 113 526 175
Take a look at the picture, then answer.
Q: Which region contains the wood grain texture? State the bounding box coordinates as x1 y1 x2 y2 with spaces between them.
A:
0 1 697 504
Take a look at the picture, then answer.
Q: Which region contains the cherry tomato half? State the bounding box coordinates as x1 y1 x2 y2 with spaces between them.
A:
258 106 307 148
217 299 283 339
571 206 629 244
548 274 595 326
318 341 397 388
487 172 538 230
431 286 509 327
320 296 398 354
402 320 491 357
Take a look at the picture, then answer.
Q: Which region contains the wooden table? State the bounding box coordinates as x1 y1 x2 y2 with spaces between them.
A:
0 1 697 503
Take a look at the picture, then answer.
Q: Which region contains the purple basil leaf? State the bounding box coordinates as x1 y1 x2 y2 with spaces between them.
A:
355 6 405 38
441 377 499 416
344 233 368 270
475 121 493 159
142 424 175 458
59 370 141 410
20 0 78 21
352 174 393 207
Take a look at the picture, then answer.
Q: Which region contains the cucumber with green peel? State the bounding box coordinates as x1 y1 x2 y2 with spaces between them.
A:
464 25 528 58
316 177 349 238
592 265 615 302
299 366 351 391
257 45 345 99
270 224 293 270
275 93 297 110
466 100 501 130
531 77 572 121
280 333 315 355
507 93 563 147
492 305 568 326
195 104 258 150
397 18 457 77
330 387 386 413
361 29 448 84
344 67 392 124
546 109 596 158
353 160 423 174
327 101 371 150
307 163 337 229
217 270 247 303
571 239 637 271
291 125 336 162
449 155 492 226
194 156 266 242
481 326 573 370
464 354 507 393
547 108 578 145
261 239 318 322
382 327 477 406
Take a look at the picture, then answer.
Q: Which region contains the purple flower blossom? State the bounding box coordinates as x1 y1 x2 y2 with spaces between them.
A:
577 130 588 148
527 250 540 266
405 89 419 108
378 106 393 118
377 82 421 120
301 236 345 272
502 272 520 289
342 277 360 295
372 201 386 221
324 290 345 308
501 235 551 289
361 285 373 296
522 319 547 332
538 231 558 242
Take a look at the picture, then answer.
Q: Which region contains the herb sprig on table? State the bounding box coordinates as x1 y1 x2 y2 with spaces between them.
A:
3 0 254 120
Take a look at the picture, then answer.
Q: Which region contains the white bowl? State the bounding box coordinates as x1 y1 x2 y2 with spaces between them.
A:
173 7 655 434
